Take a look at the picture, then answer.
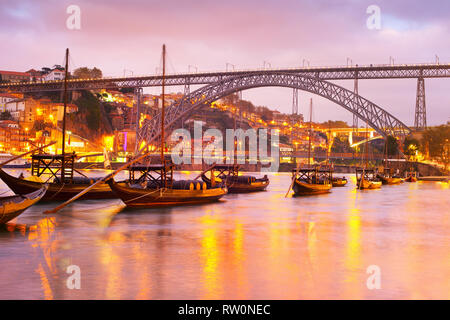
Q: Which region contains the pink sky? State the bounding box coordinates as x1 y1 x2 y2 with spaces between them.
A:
1 0 449 125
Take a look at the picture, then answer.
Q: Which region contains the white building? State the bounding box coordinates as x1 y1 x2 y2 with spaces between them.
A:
44 69 65 81
0 94 17 112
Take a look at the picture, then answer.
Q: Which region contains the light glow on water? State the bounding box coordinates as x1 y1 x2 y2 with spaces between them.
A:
0 169 448 299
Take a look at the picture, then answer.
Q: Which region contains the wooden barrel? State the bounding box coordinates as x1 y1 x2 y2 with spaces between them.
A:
172 180 194 190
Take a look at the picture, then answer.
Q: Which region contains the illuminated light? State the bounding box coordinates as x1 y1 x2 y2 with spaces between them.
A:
103 135 115 152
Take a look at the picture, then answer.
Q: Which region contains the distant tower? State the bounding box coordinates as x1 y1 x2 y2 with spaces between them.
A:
292 88 298 115
414 77 427 130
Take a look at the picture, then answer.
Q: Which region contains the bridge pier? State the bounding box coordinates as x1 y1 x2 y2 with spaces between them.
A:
414 76 427 130
134 87 143 154
352 76 359 132
182 81 190 129
292 88 298 115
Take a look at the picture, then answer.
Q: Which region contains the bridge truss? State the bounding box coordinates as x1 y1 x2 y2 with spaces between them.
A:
136 72 412 155
1 64 449 93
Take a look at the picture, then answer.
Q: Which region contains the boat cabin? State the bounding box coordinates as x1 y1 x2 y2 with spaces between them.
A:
292 166 332 184
31 153 76 183
355 168 379 181
128 162 174 188
209 164 240 180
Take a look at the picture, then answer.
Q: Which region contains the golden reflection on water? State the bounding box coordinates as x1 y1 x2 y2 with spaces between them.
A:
1 172 449 299
100 232 126 299
231 220 249 299
199 211 222 299
344 206 362 297
27 217 57 299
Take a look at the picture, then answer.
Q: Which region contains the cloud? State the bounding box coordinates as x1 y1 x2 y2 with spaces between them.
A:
0 0 448 125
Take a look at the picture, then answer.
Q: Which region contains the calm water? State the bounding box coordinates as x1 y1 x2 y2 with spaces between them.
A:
0 169 448 299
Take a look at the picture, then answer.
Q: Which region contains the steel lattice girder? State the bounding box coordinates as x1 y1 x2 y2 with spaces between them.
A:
136 73 411 155
1 65 449 93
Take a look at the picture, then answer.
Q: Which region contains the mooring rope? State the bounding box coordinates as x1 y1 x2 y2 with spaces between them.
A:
124 188 167 204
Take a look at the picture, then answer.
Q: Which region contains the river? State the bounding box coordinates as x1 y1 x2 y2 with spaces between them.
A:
0 169 448 299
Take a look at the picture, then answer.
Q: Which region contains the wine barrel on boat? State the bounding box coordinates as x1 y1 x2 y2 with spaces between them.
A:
172 180 195 190
229 176 256 184
201 165 269 193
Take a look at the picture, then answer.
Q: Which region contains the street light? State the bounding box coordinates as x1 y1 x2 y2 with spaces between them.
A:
346 57 352 67
389 56 395 66
226 63 235 72
123 69 134 77
188 65 198 73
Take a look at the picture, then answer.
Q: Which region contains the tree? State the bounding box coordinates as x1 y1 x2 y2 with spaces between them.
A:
73 67 103 79
74 91 101 131
331 136 352 153
403 136 421 159
385 135 399 156
321 120 349 128
421 124 450 168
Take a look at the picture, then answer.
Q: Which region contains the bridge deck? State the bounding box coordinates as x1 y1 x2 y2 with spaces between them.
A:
1 64 449 93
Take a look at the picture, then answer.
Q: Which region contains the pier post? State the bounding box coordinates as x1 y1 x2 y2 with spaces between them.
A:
414 77 427 130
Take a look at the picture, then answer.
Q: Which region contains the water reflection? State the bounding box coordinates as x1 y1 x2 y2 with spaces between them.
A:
0 170 449 299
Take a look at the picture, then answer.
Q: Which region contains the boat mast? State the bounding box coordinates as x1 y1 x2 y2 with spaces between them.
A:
384 136 388 170
365 120 369 169
326 121 331 165
308 98 312 167
61 48 69 181
160 44 166 164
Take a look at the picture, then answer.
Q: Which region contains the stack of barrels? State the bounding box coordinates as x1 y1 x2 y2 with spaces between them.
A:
172 180 207 190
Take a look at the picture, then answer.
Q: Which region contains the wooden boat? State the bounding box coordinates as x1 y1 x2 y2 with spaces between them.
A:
292 167 332 196
108 163 227 208
0 153 31 168
405 171 418 182
356 168 382 190
378 175 402 185
332 177 348 187
0 50 116 202
288 99 331 196
357 177 382 189
0 161 116 202
0 186 48 224
201 164 269 193
378 168 402 185
405 175 417 182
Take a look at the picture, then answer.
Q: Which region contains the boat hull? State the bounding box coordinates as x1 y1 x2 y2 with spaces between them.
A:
293 180 332 195
332 178 348 187
201 174 269 193
357 179 382 189
405 176 417 182
107 179 227 208
379 176 402 185
0 186 47 224
0 169 116 201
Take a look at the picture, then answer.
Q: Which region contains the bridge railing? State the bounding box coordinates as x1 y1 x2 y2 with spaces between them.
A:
1 62 449 87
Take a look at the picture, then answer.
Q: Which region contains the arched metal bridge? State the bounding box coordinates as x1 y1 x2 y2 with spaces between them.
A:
137 72 411 154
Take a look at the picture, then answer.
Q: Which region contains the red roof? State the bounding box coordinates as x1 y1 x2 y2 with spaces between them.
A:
0 93 17 99
0 70 30 76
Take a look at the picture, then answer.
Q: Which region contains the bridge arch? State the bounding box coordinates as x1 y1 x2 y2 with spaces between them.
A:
137 72 411 153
